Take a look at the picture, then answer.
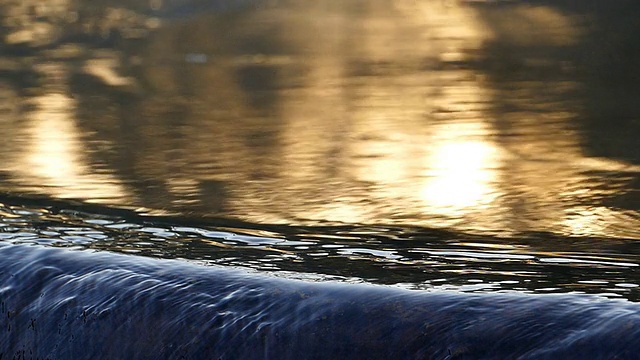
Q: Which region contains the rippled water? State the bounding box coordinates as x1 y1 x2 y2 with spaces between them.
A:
0 0 639 357
4 244 640 358
2 194 640 301
1 0 638 236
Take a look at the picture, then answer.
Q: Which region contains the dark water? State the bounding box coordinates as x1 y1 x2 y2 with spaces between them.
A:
2 244 640 359
1 0 640 357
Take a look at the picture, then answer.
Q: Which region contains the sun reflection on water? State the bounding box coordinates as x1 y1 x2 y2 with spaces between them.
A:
421 122 502 215
10 64 129 203
0 0 637 238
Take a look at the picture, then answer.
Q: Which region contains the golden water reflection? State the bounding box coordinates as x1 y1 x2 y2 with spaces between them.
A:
2 63 129 203
421 121 502 216
0 0 638 238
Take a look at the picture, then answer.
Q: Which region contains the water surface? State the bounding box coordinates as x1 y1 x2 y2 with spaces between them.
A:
0 0 639 344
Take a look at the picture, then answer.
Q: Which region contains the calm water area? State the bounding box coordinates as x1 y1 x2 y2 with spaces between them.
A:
0 0 640 357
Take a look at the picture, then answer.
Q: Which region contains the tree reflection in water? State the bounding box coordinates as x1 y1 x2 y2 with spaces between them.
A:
0 0 638 240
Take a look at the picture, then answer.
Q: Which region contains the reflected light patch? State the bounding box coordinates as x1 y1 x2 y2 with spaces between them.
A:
84 58 134 87
421 123 501 215
352 135 415 186
562 206 613 237
28 93 77 180
20 92 128 202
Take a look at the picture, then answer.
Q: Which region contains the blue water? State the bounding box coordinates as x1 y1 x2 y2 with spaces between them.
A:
0 0 640 358
2 244 640 359
1 195 639 358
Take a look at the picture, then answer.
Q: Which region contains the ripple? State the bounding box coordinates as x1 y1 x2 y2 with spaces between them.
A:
0 198 639 300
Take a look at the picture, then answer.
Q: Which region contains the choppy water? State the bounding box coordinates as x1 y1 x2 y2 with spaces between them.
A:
0 0 640 358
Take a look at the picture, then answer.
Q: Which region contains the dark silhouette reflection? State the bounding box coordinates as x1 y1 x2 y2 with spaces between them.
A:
470 0 640 231
574 2 640 164
0 0 638 239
